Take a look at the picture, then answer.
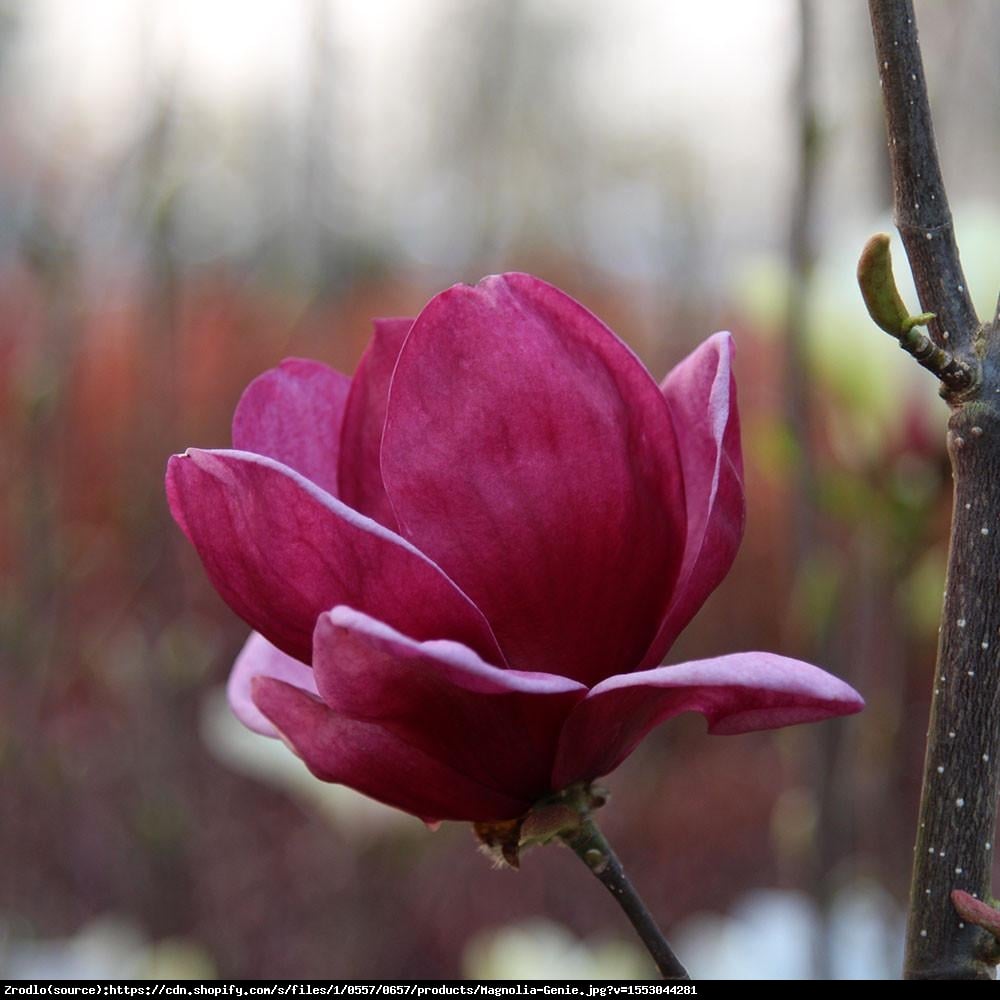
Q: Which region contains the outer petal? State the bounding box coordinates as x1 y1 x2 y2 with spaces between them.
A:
552 653 864 788
227 631 318 737
380 274 686 686
232 358 350 497
338 318 413 528
313 607 587 802
165 449 505 666
640 332 745 668
252 677 529 821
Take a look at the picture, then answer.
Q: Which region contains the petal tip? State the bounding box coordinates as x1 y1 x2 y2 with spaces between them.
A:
713 329 735 354
696 330 735 365
174 446 211 467
323 604 363 629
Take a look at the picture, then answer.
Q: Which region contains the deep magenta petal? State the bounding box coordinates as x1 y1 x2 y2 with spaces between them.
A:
312 607 586 802
227 631 318 737
641 332 745 668
552 653 864 788
167 274 868 822
252 676 530 821
165 449 504 666
380 273 686 685
232 358 350 497
338 317 413 528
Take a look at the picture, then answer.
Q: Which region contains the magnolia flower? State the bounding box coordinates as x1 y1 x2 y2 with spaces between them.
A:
166 273 862 823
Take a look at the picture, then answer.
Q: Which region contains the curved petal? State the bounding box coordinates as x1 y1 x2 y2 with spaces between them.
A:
313 607 586 801
640 332 745 668
252 677 529 822
338 318 413 528
380 273 686 686
227 631 318 737
232 358 351 497
165 449 505 666
552 653 864 788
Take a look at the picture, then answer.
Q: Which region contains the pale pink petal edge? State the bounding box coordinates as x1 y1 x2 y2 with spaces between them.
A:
227 631 319 737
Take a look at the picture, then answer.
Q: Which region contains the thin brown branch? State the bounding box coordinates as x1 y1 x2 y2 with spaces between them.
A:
784 1 844 980
896 322 976 390
560 817 690 981
869 0 979 363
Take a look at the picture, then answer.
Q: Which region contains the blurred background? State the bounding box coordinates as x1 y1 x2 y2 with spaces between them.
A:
4 0 1000 980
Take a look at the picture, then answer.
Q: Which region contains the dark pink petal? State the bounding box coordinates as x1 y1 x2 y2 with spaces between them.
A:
227 631 318 737
338 318 413 528
640 332 745 669
232 358 350 496
380 274 686 686
552 653 864 788
313 607 586 801
252 676 530 821
165 449 504 666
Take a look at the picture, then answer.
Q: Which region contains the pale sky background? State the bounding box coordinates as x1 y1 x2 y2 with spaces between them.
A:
2 1 812 276
3 0 998 323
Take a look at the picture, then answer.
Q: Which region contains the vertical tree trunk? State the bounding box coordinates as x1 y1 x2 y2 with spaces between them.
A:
867 0 1000 979
908 395 1000 978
